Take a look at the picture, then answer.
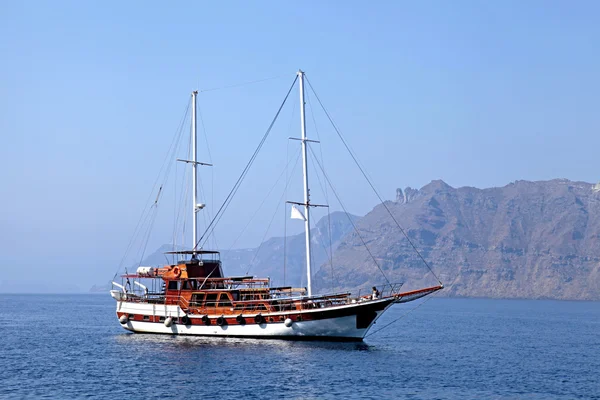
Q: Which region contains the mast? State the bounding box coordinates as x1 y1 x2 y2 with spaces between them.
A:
298 70 313 297
177 91 210 257
191 90 198 256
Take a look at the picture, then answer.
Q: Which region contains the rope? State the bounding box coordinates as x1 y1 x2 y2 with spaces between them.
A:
307 145 391 287
114 99 190 278
173 124 193 256
196 75 298 250
364 295 436 338
306 150 336 290
305 76 443 286
283 202 287 286
197 98 219 249
282 91 297 287
228 148 301 251
306 89 336 292
365 272 458 338
245 150 303 276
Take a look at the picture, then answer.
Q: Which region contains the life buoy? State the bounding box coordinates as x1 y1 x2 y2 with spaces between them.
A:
172 267 181 277
181 315 190 325
236 315 246 325
216 316 226 326
202 315 211 325
254 314 264 324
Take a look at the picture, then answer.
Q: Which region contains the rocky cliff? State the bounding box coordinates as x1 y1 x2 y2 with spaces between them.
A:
314 179 600 300
108 179 600 300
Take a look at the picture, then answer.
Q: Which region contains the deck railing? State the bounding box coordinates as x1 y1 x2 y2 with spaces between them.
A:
112 282 405 314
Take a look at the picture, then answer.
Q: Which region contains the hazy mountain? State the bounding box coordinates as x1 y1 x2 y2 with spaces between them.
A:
313 179 600 300
220 211 360 287
99 179 600 301
117 211 360 289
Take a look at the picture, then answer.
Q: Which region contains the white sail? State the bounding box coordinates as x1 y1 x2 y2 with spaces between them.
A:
290 204 307 221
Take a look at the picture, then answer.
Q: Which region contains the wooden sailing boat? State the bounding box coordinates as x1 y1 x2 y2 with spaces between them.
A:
110 70 443 341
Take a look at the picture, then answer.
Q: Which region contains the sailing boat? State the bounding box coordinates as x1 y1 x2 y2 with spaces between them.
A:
110 70 443 341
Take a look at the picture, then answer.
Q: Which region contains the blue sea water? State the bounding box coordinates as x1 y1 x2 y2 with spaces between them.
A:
0 295 598 399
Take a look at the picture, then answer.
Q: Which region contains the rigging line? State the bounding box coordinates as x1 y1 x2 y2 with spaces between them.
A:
199 74 286 93
283 203 287 286
365 296 436 338
173 120 193 253
306 150 336 288
307 145 391 287
245 149 303 276
306 89 336 291
174 159 190 251
365 272 458 338
244 184 287 276
327 212 335 292
129 99 188 268
137 205 159 267
196 97 219 248
174 134 192 261
197 75 299 249
307 213 340 292
197 97 217 248
197 100 213 163
282 95 297 286
173 154 177 260
116 100 190 273
228 148 302 251
283 136 291 287
305 77 442 285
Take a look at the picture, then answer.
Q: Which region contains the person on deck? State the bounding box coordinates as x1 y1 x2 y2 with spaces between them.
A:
372 286 380 300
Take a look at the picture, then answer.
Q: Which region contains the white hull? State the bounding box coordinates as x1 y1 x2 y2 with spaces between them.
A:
116 299 393 340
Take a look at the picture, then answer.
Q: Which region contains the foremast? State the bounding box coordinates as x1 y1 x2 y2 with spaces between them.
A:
177 91 211 257
192 91 198 254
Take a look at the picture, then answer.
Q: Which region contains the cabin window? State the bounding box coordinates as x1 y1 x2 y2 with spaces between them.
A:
218 293 232 308
204 293 218 307
143 315 150 321
191 293 204 306
182 280 198 290
159 316 165 322
168 281 179 290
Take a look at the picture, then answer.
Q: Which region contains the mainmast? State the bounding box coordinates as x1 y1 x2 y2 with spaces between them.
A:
298 70 313 297
192 91 198 255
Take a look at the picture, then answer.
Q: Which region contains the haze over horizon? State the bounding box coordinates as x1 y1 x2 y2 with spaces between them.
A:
1 1 599 293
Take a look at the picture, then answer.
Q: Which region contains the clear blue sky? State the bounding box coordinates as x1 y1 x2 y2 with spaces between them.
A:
1 1 599 292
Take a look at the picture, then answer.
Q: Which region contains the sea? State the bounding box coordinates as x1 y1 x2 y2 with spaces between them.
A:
0 295 598 400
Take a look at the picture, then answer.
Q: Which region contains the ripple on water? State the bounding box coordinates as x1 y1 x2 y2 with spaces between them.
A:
0 295 599 399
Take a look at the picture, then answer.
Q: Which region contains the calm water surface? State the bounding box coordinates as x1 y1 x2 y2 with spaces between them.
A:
0 295 598 399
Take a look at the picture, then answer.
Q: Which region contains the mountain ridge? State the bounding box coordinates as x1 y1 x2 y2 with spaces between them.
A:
313 178 600 300
98 178 600 301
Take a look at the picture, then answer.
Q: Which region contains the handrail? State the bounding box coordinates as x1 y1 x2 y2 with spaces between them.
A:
114 283 407 314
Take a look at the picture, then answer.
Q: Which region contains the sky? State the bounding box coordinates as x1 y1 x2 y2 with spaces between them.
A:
1 1 599 292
